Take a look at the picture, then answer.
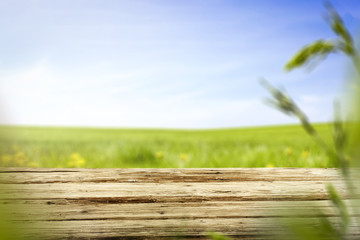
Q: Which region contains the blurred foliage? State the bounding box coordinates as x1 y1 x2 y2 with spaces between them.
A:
211 2 360 240
285 2 355 72
261 2 360 240
285 40 337 71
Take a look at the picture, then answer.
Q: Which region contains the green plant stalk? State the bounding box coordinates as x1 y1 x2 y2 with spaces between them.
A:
260 79 334 159
262 3 360 239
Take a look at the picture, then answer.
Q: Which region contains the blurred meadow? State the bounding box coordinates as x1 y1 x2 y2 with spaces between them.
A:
0 1 358 170
0 123 335 168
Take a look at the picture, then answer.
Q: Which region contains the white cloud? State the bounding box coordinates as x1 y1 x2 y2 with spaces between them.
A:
0 59 337 128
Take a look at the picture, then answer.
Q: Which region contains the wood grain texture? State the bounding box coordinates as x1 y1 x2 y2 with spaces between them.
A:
0 168 352 239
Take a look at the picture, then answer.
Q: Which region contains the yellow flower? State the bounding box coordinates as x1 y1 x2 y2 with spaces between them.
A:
68 153 86 167
76 158 85 166
301 150 310 158
155 151 164 159
180 153 188 161
70 153 81 159
266 163 274 168
14 152 28 166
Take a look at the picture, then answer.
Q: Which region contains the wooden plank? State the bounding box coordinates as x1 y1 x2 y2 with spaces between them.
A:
4 217 360 239
0 168 340 183
0 181 346 201
2 200 351 221
0 168 352 239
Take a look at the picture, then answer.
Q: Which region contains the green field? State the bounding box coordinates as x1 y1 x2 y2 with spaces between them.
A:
0 123 336 168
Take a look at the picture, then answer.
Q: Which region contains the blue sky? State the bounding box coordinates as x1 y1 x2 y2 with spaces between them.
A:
0 0 359 128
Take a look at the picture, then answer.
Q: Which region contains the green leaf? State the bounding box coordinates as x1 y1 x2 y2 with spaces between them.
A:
325 3 354 55
285 40 336 71
260 79 300 116
281 216 338 240
318 215 341 240
327 183 350 234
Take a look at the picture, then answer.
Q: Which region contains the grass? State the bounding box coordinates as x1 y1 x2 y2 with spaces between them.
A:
0 123 336 168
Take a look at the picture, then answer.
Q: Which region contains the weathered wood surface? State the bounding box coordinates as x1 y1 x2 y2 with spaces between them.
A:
0 168 352 239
